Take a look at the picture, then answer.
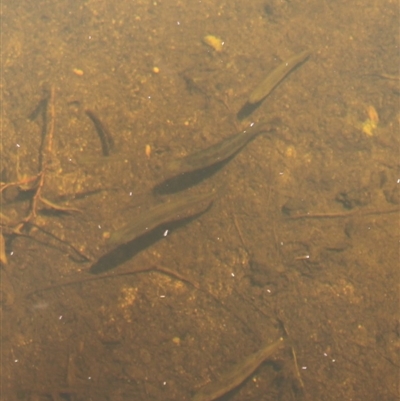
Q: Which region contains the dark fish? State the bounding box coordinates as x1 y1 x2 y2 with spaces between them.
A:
108 190 216 246
85 109 114 156
166 119 279 177
192 337 284 401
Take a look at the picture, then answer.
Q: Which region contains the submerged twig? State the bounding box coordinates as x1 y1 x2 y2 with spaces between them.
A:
376 73 400 81
26 265 199 297
1 86 85 264
26 85 55 220
276 314 305 391
289 207 399 220
28 222 91 262
1 86 80 222
0 232 8 265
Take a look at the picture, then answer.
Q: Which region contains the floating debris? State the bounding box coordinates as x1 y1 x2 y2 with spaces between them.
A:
145 144 152 159
72 68 84 76
0 233 8 265
203 35 224 52
362 105 379 136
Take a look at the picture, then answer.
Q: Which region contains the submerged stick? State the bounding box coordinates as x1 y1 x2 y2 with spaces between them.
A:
289 207 399 220
26 265 198 297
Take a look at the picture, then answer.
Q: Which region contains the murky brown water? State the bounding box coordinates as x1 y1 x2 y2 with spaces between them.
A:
1 0 399 400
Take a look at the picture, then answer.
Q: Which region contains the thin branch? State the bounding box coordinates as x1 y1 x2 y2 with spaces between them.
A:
26 265 199 297
289 207 399 220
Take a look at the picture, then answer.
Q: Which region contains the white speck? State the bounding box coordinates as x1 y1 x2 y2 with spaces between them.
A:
163 230 169 237
397 178 400 184
10 251 14 256
250 122 255 127
14 359 18 363
163 381 167 385
129 192 133 196
332 359 335 362
267 289 271 293
231 272 235 277
301 366 307 370
59 315 63 320
323 353 328 356
160 295 166 298
16 143 20 148
279 172 283 175
98 225 102 229
88 377 92 380
176 21 180 25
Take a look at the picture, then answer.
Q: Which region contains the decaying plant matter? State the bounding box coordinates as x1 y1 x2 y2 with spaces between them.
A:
0 86 86 267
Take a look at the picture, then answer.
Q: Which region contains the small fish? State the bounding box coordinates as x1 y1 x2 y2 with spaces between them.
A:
166 119 279 177
192 337 284 401
248 50 311 104
85 109 115 156
109 190 216 246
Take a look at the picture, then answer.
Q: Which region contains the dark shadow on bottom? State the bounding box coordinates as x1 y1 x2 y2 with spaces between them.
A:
153 155 235 196
236 101 262 121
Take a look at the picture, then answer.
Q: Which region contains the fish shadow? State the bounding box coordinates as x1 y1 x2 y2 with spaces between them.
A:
89 205 212 274
153 154 236 196
236 101 262 121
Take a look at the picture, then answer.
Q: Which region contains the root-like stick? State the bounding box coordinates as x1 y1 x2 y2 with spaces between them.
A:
26 265 199 297
276 314 305 390
28 222 91 262
2 86 85 265
0 232 8 265
22 86 56 221
46 86 56 154
233 213 249 253
0 174 39 194
26 264 259 340
289 207 399 220
39 197 81 213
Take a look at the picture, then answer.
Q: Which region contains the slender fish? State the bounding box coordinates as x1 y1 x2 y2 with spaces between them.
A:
166 119 278 176
248 50 311 104
109 190 216 246
192 337 284 401
85 109 115 156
